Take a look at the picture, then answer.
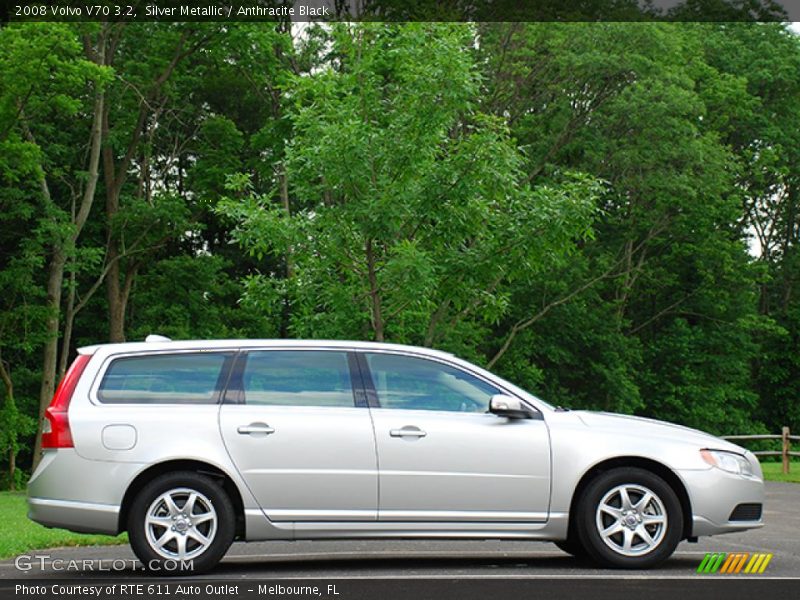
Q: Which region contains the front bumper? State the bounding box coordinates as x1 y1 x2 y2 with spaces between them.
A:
678 467 765 537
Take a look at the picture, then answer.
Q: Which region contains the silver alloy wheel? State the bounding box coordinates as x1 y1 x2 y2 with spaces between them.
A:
595 483 667 557
145 487 218 560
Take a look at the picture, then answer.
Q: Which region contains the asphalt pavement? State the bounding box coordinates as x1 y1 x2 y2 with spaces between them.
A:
1 482 798 597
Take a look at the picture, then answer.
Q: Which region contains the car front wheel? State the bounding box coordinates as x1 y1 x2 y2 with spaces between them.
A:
554 537 589 559
576 467 683 569
128 471 235 574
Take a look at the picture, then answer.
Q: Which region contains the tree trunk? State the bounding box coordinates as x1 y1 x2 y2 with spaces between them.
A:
105 237 142 343
0 355 17 490
33 35 107 468
101 28 198 343
106 242 126 342
365 238 385 342
280 166 293 278
278 166 293 337
102 97 125 342
101 105 126 343
58 267 77 380
781 184 797 312
34 248 67 464
8 447 15 492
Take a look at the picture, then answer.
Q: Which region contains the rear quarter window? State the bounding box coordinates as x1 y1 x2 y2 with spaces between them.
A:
98 352 231 404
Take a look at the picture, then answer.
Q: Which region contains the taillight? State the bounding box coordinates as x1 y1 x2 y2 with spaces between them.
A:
42 354 91 449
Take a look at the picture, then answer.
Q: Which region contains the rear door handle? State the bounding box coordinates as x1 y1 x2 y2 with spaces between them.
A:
390 426 427 438
237 423 275 435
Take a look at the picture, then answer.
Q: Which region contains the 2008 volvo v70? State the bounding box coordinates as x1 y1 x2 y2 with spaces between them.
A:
28 337 765 573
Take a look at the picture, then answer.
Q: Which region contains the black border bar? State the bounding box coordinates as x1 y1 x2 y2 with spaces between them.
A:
5 0 799 23
3 578 800 600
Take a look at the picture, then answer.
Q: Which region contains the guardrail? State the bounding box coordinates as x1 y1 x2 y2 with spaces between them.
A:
722 427 800 474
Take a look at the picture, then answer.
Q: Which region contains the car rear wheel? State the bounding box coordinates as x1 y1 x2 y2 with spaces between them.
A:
128 471 235 574
576 467 683 569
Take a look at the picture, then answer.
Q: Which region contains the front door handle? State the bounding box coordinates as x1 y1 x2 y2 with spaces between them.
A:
237 422 275 435
390 426 427 438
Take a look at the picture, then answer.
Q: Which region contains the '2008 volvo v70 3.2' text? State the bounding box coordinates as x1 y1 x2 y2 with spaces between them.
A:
28 337 764 573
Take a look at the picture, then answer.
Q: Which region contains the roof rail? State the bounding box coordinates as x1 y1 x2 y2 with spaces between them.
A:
145 334 172 343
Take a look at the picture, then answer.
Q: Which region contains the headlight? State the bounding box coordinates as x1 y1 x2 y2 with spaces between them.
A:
701 449 753 477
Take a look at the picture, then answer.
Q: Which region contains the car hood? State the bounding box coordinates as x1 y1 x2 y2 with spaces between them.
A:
573 410 745 453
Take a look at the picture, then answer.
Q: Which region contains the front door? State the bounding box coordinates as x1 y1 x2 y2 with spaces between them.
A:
362 352 551 522
219 349 378 521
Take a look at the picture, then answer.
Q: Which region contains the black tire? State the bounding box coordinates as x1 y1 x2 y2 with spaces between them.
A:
554 537 589 559
127 471 235 575
575 467 683 569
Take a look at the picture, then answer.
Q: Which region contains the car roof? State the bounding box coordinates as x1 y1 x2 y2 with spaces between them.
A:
78 338 456 360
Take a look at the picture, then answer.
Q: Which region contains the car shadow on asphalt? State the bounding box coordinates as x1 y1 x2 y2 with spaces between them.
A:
212 553 702 575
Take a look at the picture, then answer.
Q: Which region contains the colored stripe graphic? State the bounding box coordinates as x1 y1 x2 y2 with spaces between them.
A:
733 553 750 573
699 552 773 574
758 554 773 573
744 554 760 573
744 553 774 574
720 552 749 573
719 553 736 573
697 552 726 573
697 553 714 573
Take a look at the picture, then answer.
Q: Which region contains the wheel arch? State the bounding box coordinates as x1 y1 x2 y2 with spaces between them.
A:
566 456 693 540
118 459 246 539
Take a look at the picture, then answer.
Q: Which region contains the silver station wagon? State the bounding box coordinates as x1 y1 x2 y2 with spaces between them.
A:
28 338 765 573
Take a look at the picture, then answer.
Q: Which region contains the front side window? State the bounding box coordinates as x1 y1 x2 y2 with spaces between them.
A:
242 350 355 407
363 353 500 413
98 352 230 404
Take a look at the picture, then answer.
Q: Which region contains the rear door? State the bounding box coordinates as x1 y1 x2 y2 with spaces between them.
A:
361 352 551 522
219 349 378 521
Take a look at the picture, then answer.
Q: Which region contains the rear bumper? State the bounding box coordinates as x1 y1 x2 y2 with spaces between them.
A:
28 497 119 535
27 448 141 535
678 467 765 537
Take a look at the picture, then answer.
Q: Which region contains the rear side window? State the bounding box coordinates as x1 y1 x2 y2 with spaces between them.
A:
98 352 231 404
241 350 355 407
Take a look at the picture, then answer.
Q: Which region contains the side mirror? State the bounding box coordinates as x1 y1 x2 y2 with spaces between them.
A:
489 394 534 419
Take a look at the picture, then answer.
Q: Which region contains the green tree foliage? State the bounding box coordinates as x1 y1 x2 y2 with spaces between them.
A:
218 23 600 357
699 23 800 434
477 23 779 432
0 22 110 476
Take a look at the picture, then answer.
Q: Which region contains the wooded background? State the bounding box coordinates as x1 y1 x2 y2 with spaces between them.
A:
1 19 799 489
